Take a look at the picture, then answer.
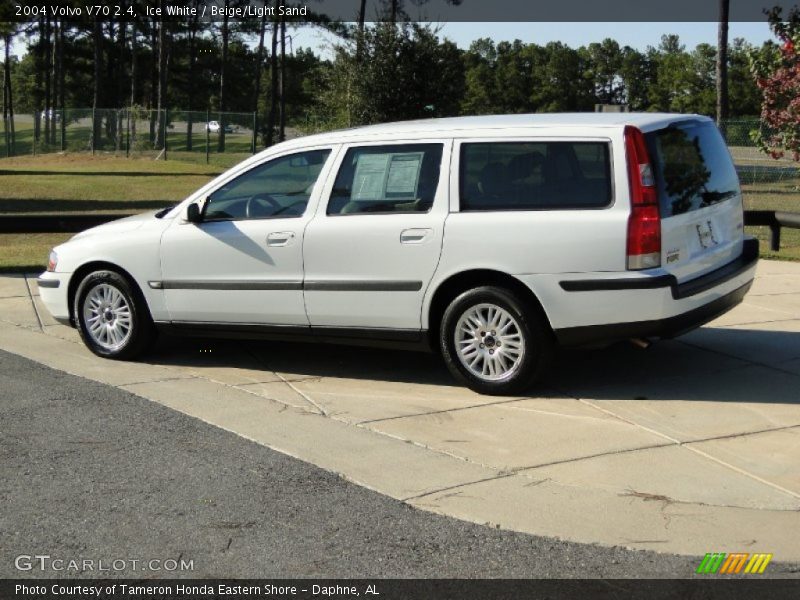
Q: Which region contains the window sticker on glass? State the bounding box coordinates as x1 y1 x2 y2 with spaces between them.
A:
352 154 391 200
385 153 423 195
352 152 424 200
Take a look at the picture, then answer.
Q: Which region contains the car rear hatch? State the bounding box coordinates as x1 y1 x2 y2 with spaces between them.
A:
644 119 744 283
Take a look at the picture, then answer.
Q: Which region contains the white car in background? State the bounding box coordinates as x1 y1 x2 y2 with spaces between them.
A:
206 120 235 133
38 113 758 394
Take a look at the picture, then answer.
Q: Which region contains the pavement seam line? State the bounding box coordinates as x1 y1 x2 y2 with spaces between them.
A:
358 396 529 425
118 376 199 387
577 398 800 502
682 444 800 501
22 275 44 331
243 347 329 416
402 471 518 502
510 441 678 474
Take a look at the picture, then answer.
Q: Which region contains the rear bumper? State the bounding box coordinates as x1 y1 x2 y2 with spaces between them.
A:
550 238 759 347
554 279 752 346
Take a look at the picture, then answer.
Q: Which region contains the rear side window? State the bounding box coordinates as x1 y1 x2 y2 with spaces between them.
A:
327 144 443 215
645 121 740 218
459 141 612 211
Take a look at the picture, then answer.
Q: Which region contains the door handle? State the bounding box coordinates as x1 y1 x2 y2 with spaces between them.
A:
400 228 432 244
267 231 295 247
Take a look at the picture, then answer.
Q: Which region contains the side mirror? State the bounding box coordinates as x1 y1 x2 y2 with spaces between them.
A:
185 202 203 223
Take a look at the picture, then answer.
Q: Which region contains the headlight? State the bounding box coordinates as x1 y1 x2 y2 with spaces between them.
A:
47 250 58 272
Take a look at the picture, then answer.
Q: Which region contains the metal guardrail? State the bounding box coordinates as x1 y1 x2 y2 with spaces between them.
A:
743 210 800 251
2 210 800 252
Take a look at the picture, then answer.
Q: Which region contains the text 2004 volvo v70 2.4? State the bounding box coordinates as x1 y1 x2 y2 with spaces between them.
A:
38 113 758 394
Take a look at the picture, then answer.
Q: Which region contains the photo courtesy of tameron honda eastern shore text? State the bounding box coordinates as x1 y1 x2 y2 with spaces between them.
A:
37 113 759 395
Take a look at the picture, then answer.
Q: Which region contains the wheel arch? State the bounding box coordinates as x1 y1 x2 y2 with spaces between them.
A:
67 261 152 324
426 269 553 349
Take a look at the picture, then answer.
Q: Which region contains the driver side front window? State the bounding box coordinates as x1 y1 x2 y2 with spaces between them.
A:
204 149 332 221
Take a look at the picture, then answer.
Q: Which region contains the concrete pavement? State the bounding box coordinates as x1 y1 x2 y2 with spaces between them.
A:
1 260 799 561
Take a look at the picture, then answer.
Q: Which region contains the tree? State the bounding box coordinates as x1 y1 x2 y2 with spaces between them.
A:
217 0 230 152
717 0 730 127
322 23 464 126
461 39 499 115
750 6 800 159
619 46 651 110
155 0 169 150
92 17 103 151
265 0 279 145
585 38 624 105
2 22 18 155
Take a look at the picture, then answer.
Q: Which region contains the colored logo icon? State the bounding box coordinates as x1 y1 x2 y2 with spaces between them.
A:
696 552 773 574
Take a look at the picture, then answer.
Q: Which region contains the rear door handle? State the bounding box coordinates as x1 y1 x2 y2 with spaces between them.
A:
400 228 432 244
267 231 295 247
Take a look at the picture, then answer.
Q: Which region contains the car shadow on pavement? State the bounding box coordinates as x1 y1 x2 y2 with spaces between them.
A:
142 327 800 401
146 334 456 386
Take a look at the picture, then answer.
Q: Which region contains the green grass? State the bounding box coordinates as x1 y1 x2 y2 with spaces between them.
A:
0 233 73 273
0 153 229 270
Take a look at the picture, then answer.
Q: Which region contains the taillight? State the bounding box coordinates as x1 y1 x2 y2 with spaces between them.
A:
625 126 661 270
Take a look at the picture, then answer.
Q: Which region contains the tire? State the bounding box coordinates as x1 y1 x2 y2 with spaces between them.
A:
73 270 156 360
439 286 553 395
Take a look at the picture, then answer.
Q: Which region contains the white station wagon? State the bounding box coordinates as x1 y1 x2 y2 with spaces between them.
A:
38 113 758 394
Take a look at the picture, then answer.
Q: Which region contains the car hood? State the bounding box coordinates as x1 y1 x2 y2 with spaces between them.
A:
70 210 162 241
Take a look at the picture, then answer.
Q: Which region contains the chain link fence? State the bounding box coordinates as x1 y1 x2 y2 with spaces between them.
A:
723 119 800 258
1 108 260 164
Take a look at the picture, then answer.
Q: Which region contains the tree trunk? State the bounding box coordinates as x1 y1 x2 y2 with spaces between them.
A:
390 0 398 24
105 20 115 140
253 10 267 116
149 18 157 144
356 0 367 59
2 32 8 155
186 8 199 151
92 18 103 151
218 3 229 153
4 33 14 153
57 20 65 149
156 3 168 150
117 17 126 150
43 16 52 146
130 20 137 141
34 16 44 143
279 15 286 142
266 5 279 147
716 0 730 132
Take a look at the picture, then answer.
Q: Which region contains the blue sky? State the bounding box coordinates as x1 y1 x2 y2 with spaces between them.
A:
8 21 777 59
292 21 776 58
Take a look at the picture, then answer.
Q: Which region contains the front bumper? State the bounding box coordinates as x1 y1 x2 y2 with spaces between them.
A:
36 272 72 325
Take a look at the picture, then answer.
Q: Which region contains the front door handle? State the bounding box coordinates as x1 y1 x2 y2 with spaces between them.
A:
267 231 295 247
400 228 432 244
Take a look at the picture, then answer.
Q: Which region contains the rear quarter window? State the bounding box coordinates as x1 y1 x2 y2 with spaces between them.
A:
645 121 741 218
459 141 612 211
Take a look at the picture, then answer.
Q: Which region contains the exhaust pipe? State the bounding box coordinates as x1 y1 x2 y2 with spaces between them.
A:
629 337 652 349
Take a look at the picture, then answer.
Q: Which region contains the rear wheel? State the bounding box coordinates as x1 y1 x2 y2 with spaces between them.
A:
73 270 155 360
440 286 552 395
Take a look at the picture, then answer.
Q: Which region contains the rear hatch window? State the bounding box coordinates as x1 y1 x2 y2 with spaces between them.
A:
645 119 744 281
645 120 740 218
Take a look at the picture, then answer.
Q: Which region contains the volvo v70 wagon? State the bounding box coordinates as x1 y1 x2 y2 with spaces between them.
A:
38 113 758 394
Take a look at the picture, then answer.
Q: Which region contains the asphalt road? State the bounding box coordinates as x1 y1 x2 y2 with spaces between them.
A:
0 348 796 579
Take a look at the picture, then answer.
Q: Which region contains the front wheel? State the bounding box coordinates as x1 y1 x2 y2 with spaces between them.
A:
440 286 553 395
73 270 155 360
